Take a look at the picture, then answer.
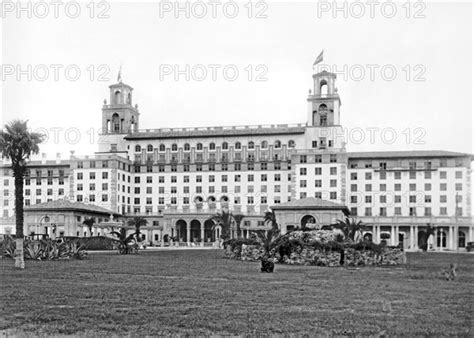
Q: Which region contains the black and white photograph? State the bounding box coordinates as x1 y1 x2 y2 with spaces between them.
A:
0 0 472 336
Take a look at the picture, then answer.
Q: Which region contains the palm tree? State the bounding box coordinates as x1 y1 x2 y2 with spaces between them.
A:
263 210 278 231
127 216 148 242
0 120 44 269
334 217 366 242
233 214 245 239
211 210 234 240
82 218 95 237
110 228 138 254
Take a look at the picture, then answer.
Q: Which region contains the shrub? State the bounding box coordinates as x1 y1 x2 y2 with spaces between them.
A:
1 237 88 261
223 238 259 251
76 236 117 250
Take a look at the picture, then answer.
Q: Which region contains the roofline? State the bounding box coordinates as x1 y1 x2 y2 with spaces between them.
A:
271 205 350 212
24 206 121 216
347 151 474 160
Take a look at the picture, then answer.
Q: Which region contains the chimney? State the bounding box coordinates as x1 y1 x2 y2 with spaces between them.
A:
41 153 47 164
70 150 75 159
56 153 61 164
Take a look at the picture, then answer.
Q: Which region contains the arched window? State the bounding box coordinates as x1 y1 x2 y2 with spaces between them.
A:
209 142 216 150
194 196 203 204
222 142 228 150
159 144 166 152
171 143 178 152
274 140 281 148
197 143 203 151
248 141 255 150
207 196 216 203
261 141 268 149
320 80 328 96
147 144 153 152
319 103 328 111
288 140 296 148
184 143 190 151
112 113 120 132
235 142 241 150
114 90 121 104
135 145 141 152
127 93 131 104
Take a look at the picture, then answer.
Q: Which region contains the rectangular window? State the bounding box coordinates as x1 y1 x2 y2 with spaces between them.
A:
300 168 307 175
315 167 322 175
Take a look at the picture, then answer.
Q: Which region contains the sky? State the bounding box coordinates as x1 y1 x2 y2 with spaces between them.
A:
1 1 473 159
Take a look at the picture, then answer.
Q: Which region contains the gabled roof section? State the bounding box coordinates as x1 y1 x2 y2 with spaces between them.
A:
25 200 120 216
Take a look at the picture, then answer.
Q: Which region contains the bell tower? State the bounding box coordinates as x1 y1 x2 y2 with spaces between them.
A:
307 70 341 127
101 73 139 135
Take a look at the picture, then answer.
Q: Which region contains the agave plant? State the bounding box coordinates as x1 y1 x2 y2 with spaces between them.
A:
110 228 138 254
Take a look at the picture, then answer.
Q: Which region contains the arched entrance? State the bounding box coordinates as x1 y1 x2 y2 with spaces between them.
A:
437 230 447 248
163 234 169 243
190 220 201 243
176 219 187 242
459 231 466 248
204 219 215 243
301 215 316 228
363 232 373 242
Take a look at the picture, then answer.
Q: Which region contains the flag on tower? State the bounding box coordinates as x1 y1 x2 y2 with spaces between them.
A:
313 50 324 67
117 66 122 83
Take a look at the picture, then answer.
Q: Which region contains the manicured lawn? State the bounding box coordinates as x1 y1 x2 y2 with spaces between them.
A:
1 250 472 336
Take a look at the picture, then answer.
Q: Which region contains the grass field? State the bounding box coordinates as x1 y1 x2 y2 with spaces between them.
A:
1 250 473 336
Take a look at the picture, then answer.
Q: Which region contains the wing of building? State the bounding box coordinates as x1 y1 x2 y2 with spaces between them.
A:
1 68 473 250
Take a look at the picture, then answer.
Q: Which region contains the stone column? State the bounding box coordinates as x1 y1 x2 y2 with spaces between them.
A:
200 224 205 247
414 226 418 250
391 226 396 246
469 226 473 242
186 224 191 246
432 228 437 250
160 229 164 247
374 226 379 244
395 226 399 246
409 226 414 249
448 226 454 250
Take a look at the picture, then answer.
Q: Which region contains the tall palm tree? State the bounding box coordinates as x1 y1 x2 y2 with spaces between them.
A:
334 217 366 242
211 210 234 240
0 120 44 269
233 214 245 239
263 210 278 231
82 218 95 237
127 216 148 242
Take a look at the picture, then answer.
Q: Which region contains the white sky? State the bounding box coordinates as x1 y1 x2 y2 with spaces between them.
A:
1 1 473 159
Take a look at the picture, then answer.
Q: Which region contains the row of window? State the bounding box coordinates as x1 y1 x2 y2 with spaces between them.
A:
24 178 66 186
349 183 463 192
349 194 462 205
135 140 296 153
349 170 463 180
349 158 465 169
119 195 291 207
124 184 293 195
351 207 463 217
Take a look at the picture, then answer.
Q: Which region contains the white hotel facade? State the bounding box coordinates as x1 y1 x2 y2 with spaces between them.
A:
1 67 473 250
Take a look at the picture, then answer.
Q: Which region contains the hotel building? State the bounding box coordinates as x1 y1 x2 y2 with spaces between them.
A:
1 65 472 250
